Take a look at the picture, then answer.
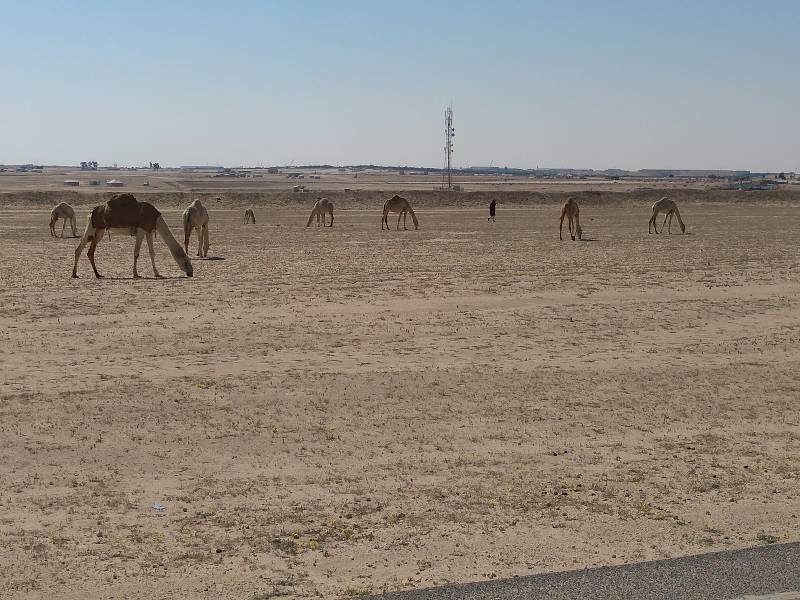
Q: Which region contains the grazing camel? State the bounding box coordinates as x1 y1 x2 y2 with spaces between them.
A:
182 199 210 257
381 195 419 230
244 209 256 224
50 202 77 238
559 197 582 241
649 197 686 234
72 193 193 279
306 198 334 227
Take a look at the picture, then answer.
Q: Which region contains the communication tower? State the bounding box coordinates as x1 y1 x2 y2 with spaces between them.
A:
444 105 454 190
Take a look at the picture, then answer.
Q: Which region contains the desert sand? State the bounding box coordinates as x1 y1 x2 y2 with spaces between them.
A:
1 188 799 599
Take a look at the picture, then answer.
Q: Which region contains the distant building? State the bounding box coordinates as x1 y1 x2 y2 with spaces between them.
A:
106 179 124 187
63 180 80 186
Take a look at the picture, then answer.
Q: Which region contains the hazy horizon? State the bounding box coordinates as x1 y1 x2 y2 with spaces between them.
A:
3 1 799 172
0 161 782 174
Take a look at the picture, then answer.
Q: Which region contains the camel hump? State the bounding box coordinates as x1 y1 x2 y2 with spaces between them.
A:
96 193 161 231
107 193 139 212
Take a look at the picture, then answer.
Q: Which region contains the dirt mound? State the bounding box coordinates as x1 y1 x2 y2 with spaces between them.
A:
3 187 800 210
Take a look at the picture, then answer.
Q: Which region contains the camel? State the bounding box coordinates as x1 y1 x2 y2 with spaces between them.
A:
649 197 686 234
244 209 256 224
182 199 210 257
72 193 193 279
559 197 582 241
306 198 334 227
50 202 77 238
381 195 419 230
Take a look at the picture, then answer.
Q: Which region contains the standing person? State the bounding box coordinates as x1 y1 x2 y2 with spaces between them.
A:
488 199 496 222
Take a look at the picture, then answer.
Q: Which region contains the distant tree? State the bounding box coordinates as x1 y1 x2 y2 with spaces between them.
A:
778 172 786 180
152 162 160 171
80 161 87 170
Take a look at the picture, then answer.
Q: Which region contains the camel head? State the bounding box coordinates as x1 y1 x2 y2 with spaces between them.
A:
177 251 194 277
680 222 686 234
576 225 583 240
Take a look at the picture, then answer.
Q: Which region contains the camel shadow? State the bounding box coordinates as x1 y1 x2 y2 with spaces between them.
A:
195 256 225 261
578 237 598 242
84 276 189 281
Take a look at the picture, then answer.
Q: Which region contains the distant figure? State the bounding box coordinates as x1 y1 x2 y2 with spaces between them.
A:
381 195 418 230
50 202 78 237
182 199 210 258
648 197 686 234
306 197 334 227
488 199 496 222
559 197 583 241
244 209 256 224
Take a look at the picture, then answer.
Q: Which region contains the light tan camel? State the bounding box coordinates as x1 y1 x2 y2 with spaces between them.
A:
72 193 193 279
50 202 77 238
244 209 256 224
649 197 686 234
381 195 419 230
559 197 583 241
306 198 334 227
182 199 210 257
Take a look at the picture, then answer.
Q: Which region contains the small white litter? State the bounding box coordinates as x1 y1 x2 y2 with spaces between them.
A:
149 502 166 511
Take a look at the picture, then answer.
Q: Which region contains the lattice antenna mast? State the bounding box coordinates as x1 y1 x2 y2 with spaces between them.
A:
444 105 454 190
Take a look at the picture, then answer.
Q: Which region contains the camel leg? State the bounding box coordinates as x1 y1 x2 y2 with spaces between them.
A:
184 225 191 255
397 211 403 230
559 213 564 240
72 225 93 277
146 231 161 277
382 212 388 230
662 212 670 233
668 211 674 234
569 215 575 241
86 228 105 278
328 210 334 227
71 217 77 237
202 224 210 257
196 226 203 257
132 229 145 278
650 210 659 234
61 219 67 237
574 211 582 240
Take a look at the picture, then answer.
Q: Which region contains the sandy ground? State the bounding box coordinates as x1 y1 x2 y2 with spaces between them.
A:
1 199 799 599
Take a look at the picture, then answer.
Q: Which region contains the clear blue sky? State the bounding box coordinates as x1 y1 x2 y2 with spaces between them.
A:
2 1 798 171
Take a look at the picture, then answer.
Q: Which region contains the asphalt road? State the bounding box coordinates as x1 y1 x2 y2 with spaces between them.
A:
366 542 800 600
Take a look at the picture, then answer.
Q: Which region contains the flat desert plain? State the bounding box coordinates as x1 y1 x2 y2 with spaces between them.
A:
1 198 799 599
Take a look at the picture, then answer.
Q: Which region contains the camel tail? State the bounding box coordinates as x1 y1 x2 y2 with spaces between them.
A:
408 206 419 229
156 215 194 276
306 210 315 227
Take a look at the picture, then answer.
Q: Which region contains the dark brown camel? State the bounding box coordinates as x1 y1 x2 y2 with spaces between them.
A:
72 193 193 278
